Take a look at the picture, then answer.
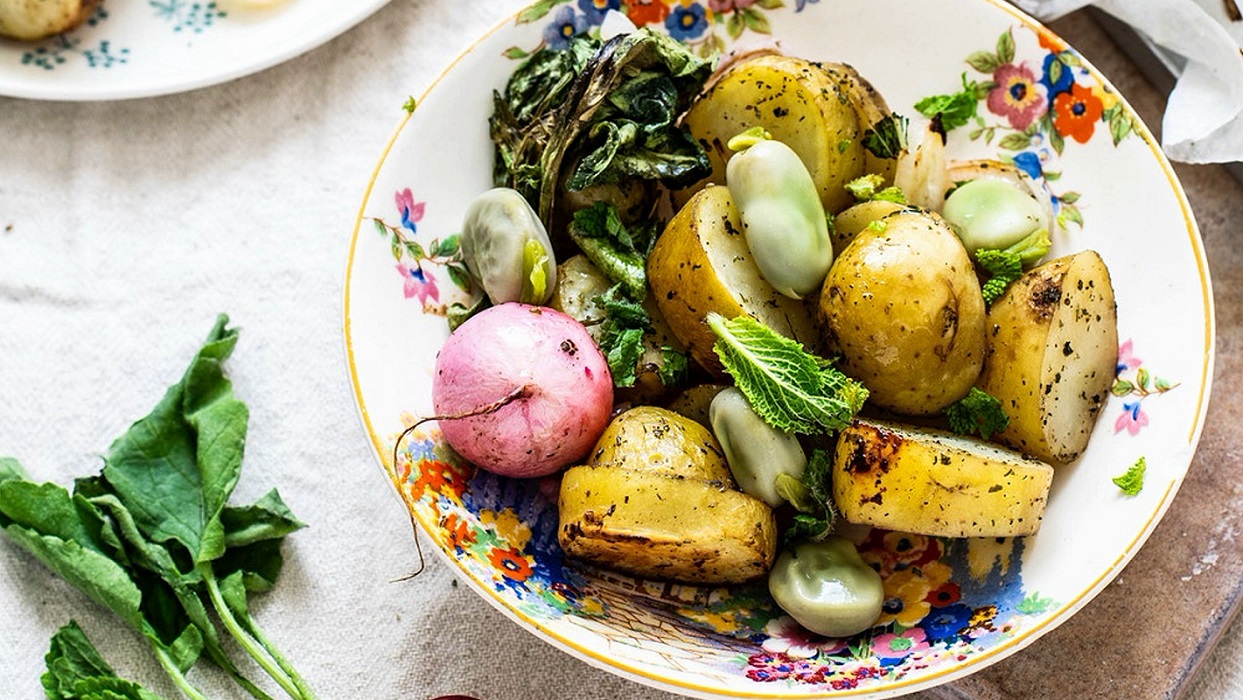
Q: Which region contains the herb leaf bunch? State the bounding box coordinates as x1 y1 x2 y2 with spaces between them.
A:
0 316 313 700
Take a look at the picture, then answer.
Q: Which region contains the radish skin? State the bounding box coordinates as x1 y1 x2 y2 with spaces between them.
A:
432 303 614 478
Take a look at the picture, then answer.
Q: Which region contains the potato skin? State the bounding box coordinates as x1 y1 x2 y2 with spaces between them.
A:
648 185 819 376
588 405 730 482
818 209 986 415
833 418 1054 538
558 407 777 584
677 55 865 214
977 250 1119 464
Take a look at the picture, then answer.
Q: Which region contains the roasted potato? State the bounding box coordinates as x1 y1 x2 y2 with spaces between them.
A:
663 383 729 429
558 407 777 583
648 185 819 375
823 62 897 183
818 209 986 415
587 405 729 482
677 54 866 214
833 418 1054 538
549 254 686 403
0 0 98 40
977 250 1119 464
830 199 906 257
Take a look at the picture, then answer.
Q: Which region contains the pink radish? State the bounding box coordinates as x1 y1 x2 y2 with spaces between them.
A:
432 302 613 478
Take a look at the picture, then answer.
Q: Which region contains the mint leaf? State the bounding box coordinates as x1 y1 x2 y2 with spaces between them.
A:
1113 457 1146 496
976 249 1023 305
945 387 1010 440
845 174 905 203
914 73 981 132
707 314 868 434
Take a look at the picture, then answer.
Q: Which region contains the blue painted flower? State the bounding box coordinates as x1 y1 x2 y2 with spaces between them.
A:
578 0 622 25
796 0 819 10
921 603 974 642
665 3 709 41
1039 53 1074 104
1012 150 1043 180
544 5 590 49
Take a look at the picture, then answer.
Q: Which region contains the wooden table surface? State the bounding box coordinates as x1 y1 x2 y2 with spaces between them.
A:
922 10 1243 700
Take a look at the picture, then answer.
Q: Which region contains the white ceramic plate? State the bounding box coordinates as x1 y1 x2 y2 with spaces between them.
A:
0 0 391 100
344 1 1214 697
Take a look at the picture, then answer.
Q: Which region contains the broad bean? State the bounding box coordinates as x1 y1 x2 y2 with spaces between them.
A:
726 131 832 299
461 188 557 305
709 387 806 508
942 178 1046 255
768 537 884 638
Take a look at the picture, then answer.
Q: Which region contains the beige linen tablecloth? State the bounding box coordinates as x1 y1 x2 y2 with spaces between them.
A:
0 1 1239 698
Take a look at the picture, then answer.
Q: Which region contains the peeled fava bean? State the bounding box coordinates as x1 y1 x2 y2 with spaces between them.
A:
461 188 557 305
942 178 1046 255
768 537 884 638
709 387 807 508
726 136 833 299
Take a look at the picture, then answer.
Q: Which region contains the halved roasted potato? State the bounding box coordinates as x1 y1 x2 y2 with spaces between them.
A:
0 0 98 40
676 54 865 214
833 418 1054 538
558 407 777 584
977 250 1119 464
648 185 819 375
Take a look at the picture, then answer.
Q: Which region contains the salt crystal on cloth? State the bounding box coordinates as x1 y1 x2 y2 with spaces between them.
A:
1014 0 1243 163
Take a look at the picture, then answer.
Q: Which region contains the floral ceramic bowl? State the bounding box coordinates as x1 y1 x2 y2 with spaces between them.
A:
343 1 1214 697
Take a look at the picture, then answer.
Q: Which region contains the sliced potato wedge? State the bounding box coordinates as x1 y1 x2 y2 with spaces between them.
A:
648 185 819 375
977 250 1119 463
832 418 1054 538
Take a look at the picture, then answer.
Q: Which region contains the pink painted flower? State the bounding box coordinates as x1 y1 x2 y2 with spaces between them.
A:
987 62 1048 130
1117 339 1141 374
871 627 930 661
1115 399 1149 435
397 263 439 304
762 616 849 659
709 0 755 12
395 188 426 234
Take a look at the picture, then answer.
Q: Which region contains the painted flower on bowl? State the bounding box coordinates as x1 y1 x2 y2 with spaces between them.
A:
1052 81 1104 143
545 5 591 49
665 2 709 41
578 0 622 23
987 62 1047 130
761 616 849 659
623 0 670 26
872 627 931 663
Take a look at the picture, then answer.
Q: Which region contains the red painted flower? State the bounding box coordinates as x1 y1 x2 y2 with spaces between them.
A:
624 0 669 26
488 545 535 582
987 62 1047 130
1052 82 1104 144
440 513 475 552
412 459 471 501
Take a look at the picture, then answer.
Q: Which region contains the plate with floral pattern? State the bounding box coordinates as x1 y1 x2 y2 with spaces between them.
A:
0 0 390 100
343 0 1214 697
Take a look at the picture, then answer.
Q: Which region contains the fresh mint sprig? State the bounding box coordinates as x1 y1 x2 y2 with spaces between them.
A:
707 313 868 434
